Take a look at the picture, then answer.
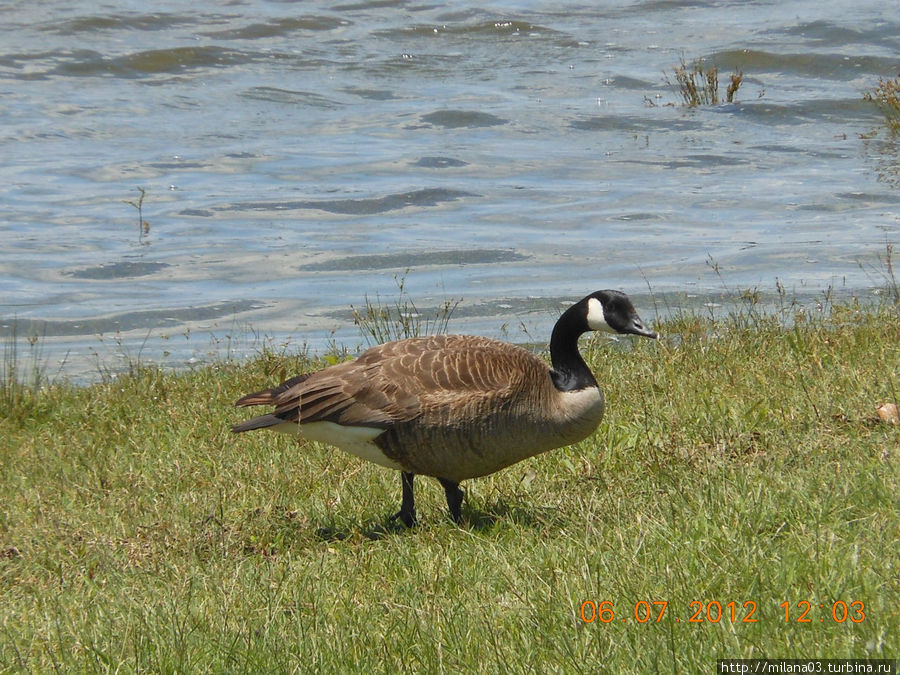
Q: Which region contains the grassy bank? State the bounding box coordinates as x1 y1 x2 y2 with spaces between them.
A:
1 297 898 672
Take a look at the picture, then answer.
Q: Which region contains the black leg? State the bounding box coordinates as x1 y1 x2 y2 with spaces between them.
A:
390 472 417 527
438 478 464 524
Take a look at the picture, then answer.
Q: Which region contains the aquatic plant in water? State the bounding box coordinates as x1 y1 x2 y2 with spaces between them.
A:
864 76 900 135
123 186 150 244
862 77 900 188
668 56 743 107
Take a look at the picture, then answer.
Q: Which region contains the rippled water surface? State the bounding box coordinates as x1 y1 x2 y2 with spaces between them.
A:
2 1 898 381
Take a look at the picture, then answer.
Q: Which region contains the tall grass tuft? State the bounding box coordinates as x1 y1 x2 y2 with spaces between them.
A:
877 242 899 304
669 56 743 107
350 271 460 346
1 322 49 425
856 243 899 305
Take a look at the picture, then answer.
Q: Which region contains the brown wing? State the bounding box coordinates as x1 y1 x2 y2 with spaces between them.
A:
234 335 547 431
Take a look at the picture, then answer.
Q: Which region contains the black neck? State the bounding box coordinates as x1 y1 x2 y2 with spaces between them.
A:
548 304 598 392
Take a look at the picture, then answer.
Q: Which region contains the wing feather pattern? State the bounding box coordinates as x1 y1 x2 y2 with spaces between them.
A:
231 335 546 434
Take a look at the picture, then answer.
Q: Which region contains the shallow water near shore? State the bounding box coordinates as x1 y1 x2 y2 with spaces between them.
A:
1 1 898 383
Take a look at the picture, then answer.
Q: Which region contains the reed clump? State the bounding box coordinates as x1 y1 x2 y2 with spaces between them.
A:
863 76 900 135
669 56 743 106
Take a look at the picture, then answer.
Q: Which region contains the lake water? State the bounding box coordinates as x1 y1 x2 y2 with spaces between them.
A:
2 0 898 383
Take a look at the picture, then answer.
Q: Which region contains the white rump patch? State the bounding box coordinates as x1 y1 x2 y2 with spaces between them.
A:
299 421 403 471
271 421 303 436
586 297 614 332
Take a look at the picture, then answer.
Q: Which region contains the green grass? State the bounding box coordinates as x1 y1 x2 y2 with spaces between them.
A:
1 297 898 672
1 322 49 429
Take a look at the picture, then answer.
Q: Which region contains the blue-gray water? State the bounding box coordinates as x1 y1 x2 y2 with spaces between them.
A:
1 1 898 382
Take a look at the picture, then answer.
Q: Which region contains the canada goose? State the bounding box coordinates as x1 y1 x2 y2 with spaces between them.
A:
232 290 657 526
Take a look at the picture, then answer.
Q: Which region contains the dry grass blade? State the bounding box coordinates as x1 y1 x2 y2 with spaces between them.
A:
727 71 744 103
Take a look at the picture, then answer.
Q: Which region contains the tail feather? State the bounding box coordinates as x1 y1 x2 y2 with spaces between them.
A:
231 413 286 433
234 373 312 407
234 390 277 407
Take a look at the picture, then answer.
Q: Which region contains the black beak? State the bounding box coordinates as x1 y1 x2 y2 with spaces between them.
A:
627 316 659 339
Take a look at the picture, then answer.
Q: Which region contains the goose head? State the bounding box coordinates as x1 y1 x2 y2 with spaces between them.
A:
549 290 657 392
582 289 658 339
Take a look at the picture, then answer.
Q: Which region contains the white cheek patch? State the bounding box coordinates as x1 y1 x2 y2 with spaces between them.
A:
586 297 615 332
